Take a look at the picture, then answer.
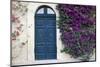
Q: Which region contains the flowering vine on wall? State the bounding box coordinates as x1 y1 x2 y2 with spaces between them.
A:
11 1 28 59
57 4 96 61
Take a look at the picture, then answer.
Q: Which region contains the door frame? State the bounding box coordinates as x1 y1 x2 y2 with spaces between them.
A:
34 5 57 60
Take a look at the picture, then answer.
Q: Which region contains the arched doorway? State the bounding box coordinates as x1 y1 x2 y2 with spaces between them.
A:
35 5 57 60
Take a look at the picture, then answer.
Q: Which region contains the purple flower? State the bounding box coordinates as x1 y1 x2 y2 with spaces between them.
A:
57 4 96 60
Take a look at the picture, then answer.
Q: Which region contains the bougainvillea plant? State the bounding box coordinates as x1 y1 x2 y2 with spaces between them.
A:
57 4 96 61
11 1 28 59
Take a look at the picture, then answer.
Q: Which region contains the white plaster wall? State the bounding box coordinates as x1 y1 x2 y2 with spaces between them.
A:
12 1 29 65
12 9 28 65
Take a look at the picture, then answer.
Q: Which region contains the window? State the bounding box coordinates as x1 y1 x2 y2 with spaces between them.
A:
47 8 55 14
36 6 55 14
37 8 44 14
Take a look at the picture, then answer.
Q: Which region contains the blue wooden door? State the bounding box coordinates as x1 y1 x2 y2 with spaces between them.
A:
35 6 57 60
